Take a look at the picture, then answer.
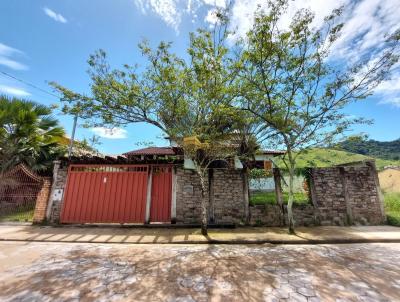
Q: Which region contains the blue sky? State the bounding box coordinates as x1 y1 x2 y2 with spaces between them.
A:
0 0 399 155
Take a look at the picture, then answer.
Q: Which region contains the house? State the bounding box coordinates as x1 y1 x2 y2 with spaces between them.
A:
45 146 283 225
41 148 386 227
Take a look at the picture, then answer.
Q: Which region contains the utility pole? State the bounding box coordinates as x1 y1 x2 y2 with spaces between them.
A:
68 114 78 159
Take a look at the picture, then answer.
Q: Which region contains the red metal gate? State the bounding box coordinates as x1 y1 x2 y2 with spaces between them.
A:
61 165 148 223
150 166 172 222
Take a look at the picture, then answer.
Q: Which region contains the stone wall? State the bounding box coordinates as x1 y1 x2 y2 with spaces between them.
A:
175 168 246 224
175 168 206 224
311 161 385 226
249 161 385 227
212 169 245 224
249 204 317 227
46 160 385 227
249 205 282 226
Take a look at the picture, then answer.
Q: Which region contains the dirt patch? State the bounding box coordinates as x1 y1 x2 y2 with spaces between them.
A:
379 168 400 193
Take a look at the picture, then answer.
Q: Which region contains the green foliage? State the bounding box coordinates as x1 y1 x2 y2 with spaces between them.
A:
334 135 400 161
249 168 271 179
384 192 400 226
274 148 400 171
250 191 308 205
0 204 35 222
0 95 65 172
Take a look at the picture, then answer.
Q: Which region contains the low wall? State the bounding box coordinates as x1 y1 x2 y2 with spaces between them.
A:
249 161 385 227
311 161 385 225
249 204 317 227
175 168 246 225
175 168 206 224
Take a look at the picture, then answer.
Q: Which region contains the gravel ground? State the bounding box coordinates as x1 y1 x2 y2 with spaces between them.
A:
0 242 399 302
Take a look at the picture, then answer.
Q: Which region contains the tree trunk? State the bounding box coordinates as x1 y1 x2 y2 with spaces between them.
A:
287 168 295 233
286 149 296 234
198 170 208 236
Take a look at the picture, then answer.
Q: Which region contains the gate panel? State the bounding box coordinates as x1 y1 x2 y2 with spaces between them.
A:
61 165 148 224
150 166 172 222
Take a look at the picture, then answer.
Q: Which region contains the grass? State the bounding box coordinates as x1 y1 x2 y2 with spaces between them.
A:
250 191 309 206
384 192 400 226
0 204 35 222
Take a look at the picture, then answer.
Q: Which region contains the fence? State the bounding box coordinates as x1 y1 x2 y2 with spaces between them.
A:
0 164 51 223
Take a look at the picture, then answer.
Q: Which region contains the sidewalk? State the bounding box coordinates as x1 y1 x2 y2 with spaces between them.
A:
0 224 399 244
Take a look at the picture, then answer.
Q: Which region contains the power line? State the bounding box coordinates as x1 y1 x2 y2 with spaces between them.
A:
0 70 61 99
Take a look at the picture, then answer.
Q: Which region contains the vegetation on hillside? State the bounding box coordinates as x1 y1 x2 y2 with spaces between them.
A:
334 135 400 161
275 148 400 171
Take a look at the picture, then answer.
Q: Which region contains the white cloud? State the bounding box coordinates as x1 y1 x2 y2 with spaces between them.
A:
0 57 27 71
375 70 400 108
0 43 23 56
132 0 400 106
43 7 68 23
133 0 227 33
91 127 128 139
202 0 226 8
379 97 400 108
0 85 31 97
0 42 28 71
227 0 348 42
226 0 400 107
204 8 220 24
134 0 181 33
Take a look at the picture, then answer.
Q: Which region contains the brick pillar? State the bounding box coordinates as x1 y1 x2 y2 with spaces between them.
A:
33 178 52 224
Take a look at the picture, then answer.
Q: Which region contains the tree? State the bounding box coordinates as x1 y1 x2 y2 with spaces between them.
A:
51 15 251 235
236 0 400 232
0 95 65 172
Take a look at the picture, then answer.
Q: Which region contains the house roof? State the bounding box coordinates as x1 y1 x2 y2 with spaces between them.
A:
124 146 284 157
123 147 178 156
260 150 285 155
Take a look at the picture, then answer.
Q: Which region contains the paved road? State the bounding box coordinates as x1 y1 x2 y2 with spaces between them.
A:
0 242 399 302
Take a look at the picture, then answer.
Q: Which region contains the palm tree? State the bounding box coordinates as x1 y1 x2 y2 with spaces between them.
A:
0 95 66 172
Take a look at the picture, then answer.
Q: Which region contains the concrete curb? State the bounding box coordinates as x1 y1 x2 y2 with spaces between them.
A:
1 237 400 245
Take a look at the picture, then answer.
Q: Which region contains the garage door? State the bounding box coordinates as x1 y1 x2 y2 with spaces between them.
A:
60 165 148 223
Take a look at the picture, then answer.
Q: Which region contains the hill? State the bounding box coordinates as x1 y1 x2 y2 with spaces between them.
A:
276 148 400 171
334 136 400 160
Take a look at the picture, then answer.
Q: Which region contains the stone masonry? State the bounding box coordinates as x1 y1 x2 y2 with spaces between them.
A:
212 169 245 224
175 168 246 224
175 168 207 224
250 161 385 227
47 165 68 223
311 161 386 226
249 204 317 227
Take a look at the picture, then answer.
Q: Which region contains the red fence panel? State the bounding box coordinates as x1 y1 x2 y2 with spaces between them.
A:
150 166 172 222
60 165 148 224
